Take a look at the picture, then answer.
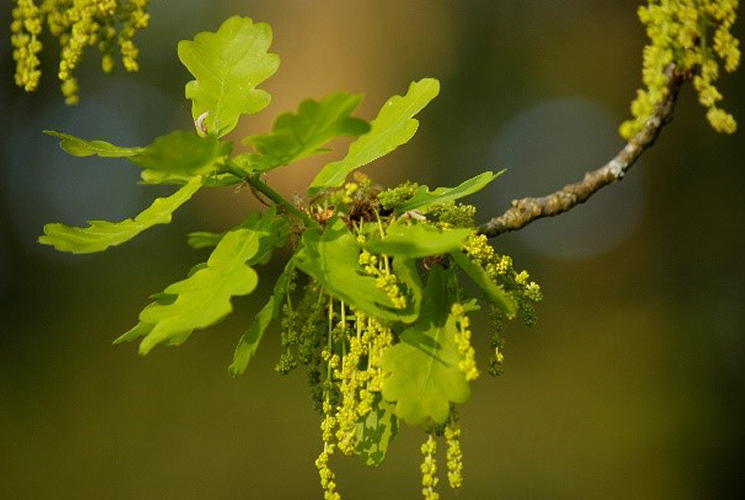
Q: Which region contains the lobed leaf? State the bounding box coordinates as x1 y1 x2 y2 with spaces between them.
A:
229 261 294 376
137 236 258 352
355 394 399 467
396 170 504 213
381 265 470 425
115 209 285 349
39 176 203 254
129 131 233 183
44 130 144 157
131 208 286 354
450 250 516 317
293 218 411 322
364 222 470 258
45 129 235 185
308 78 440 196
178 16 280 137
239 92 370 172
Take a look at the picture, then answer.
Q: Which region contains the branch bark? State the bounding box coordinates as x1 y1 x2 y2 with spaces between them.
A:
478 65 686 238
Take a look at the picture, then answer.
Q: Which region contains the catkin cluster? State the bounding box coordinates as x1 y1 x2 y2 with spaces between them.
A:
275 178 542 499
10 0 150 104
621 0 740 138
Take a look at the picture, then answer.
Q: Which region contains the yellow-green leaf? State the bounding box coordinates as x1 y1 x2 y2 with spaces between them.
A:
355 394 399 467
130 131 233 183
39 176 203 254
364 222 470 258
308 78 440 196
239 91 370 172
178 16 280 137
293 218 409 321
137 225 268 354
229 262 294 377
396 170 504 213
450 250 517 317
381 266 470 425
44 130 144 157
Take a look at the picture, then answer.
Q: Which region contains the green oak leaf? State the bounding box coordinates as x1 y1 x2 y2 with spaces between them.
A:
39 176 203 254
116 209 286 351
129 131 233 183
293 218 411 322
364 222 471 258
238 91 370 172
136 226 269 354
44 130 144 157
187 231 224 249
178 16 279 137
114 321 157 345
396 170 504 213
229 261 294 377
308 78 440 196
450 250 517 318
381 265 470 425
355 393 399 467
188 208 287 252
45 129 236 185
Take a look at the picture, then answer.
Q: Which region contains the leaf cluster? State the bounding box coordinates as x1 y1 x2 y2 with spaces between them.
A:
38 16 541 499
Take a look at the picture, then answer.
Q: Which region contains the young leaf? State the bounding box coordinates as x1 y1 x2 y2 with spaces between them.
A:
187 231 225 249
178 16 280 137
293 218 409 321
129 131 233 183
229 262 294 377
239 92 370 172
396 170 504 213
39 176 203 254
45 130 235 185
450 250 517 318
116 209 285 351
364 222 471 258
308 78 440 195
381 265 470 426
137 229 267 354
355 394 399 467
188 204 287 250
114 321 156 345
44 130 144 157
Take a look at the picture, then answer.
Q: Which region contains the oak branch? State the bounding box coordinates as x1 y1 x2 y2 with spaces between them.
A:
478 65 686 238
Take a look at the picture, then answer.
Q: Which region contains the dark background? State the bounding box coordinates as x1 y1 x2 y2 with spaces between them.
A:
1 1 744 498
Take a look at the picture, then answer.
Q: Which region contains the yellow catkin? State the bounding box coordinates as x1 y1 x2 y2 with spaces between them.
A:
420 434 440 500
11 0 150 103
445 416 464 489
11 0 43 91
621 0 740 138
451 303 479 382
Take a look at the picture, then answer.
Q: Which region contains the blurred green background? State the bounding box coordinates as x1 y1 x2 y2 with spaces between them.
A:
1 1 744 498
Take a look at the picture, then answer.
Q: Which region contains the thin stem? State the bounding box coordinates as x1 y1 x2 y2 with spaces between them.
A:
225 160 316 228
248 173 316 227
